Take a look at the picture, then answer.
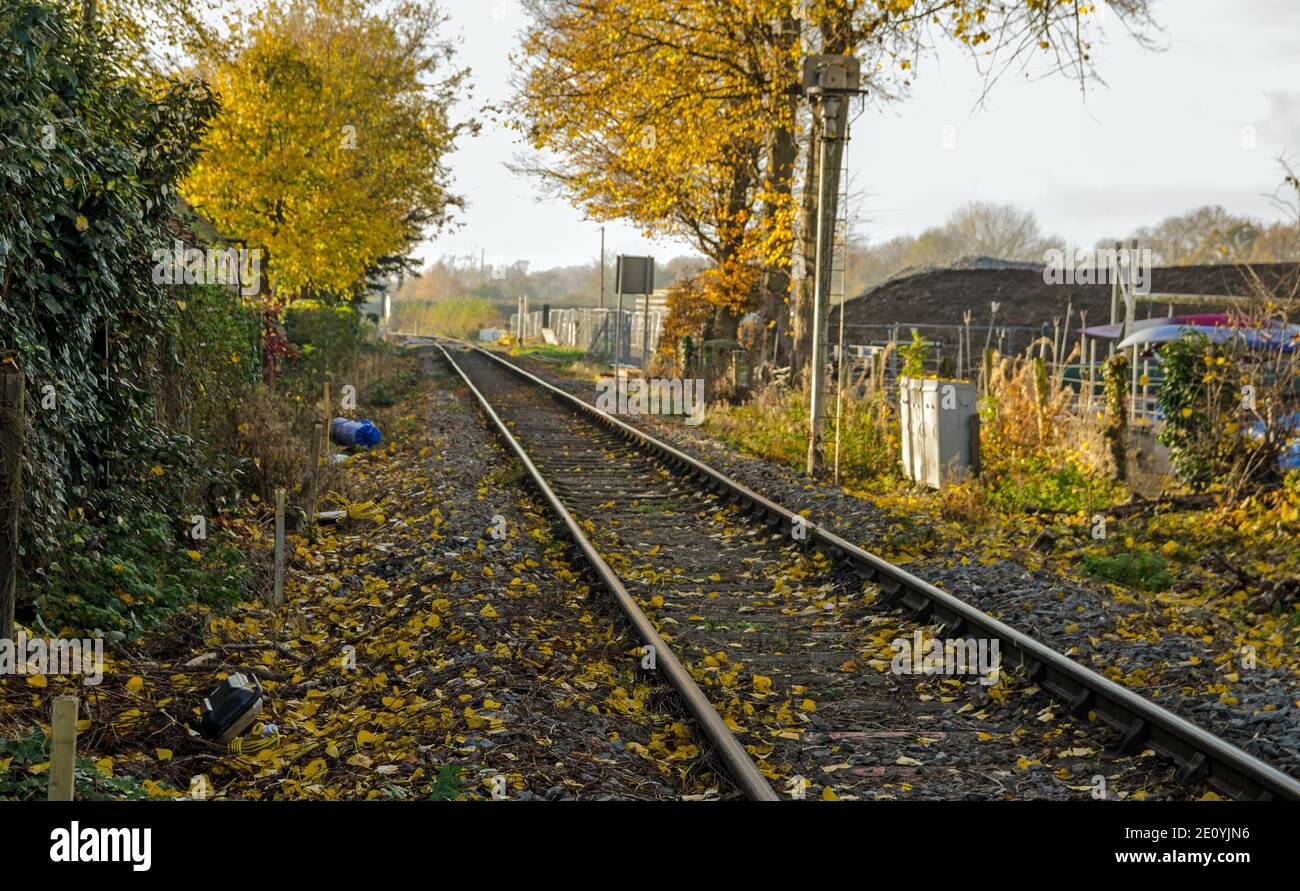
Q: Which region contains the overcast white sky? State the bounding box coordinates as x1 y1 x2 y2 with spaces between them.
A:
423 0 1300 272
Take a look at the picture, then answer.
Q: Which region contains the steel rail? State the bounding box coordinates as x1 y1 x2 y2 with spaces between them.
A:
457 341 1300 802
437 344 780 802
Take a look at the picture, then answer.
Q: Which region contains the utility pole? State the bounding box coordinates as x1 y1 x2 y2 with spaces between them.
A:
599 226 606 309
641 257 655 372
613 256 654 404
802 55 861 476
615 260 624 404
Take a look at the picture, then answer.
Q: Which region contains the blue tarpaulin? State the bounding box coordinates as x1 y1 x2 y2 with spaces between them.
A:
331 418 382 448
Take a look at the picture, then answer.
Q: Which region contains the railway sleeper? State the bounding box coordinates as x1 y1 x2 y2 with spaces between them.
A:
446 342 1300 803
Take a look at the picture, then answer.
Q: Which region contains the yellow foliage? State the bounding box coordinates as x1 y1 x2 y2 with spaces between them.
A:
184 0 464 301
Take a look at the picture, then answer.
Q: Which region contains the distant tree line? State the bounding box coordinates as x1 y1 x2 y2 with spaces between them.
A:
842 195 1300 299
397 192 1300 327
393 254 708 311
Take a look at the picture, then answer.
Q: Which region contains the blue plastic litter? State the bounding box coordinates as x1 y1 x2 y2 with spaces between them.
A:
331 417 382 448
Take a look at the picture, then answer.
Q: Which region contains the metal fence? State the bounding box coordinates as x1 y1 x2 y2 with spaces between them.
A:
837 320 1165 425
510 306 667 361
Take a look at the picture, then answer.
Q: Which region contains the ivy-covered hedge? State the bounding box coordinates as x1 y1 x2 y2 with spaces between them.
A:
284 301 367 394
0 0 219 565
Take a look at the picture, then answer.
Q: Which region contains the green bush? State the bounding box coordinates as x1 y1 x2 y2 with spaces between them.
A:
1082 549 1173 592
366 369 420 407
0 729 164 801
706 384 898 484
391 296 502 339
1156 333 1260 489
983 453 1123 514
32 510 249 638
125 283 263 514
899 329 930 378
283 300 368 396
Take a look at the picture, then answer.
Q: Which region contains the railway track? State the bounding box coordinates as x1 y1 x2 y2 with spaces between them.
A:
437 341 1300 802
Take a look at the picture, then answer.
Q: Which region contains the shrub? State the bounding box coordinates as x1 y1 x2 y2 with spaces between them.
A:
366 369 421 407
0 729 164 800
706 381 899 484
284 301 367 390
1081 549 1173 592
235 386 312 501
390 296 502 340
32 510 249 638
979 354 1122 512
1156 332 1276 490
981 452 1123 514
899 329 930 378
706 384 807 467
658 275 716 371
1102 352 1129 481
148 283 261 511
938 479 989 525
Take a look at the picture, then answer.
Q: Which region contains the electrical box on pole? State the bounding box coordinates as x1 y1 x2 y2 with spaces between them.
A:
801 55 861 97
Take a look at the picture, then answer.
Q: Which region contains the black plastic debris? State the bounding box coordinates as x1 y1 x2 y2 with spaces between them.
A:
1031 528 1059 553
200 673 264 743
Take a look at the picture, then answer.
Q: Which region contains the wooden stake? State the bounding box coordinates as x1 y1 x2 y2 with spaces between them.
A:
272 488 286 607
322 379 332 463
1130 346 1140 423
1141 358 1151 424
302 423 323 529
1088 338 1098 410
48 695 78 801
0 369 24 642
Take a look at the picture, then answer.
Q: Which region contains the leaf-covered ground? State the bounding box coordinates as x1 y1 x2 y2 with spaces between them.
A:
503 351 1300 779
0 354 720 800
447 348 1184 800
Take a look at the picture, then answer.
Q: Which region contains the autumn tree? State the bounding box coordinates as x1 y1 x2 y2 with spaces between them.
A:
183 0 467 304
786 0 1158 377
515 1 1156 378
57 0 237 76
514 0 803 344
1103 201 1300 266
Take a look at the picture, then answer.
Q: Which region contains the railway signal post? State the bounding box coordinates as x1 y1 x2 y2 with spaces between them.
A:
802 54 860 475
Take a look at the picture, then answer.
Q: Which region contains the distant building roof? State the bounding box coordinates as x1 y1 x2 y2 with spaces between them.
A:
830 259 1300 331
